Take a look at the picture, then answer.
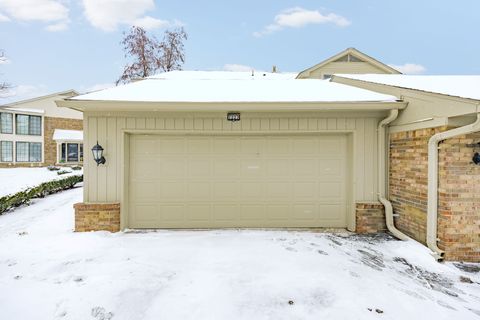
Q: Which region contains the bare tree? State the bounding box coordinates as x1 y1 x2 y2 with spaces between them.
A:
117 26 187 85
158 27 187 72
0 50 10 93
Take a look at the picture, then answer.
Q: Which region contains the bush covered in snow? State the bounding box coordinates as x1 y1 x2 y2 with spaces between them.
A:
0 175 83 215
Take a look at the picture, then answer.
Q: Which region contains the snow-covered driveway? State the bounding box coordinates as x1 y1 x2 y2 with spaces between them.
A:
0 187 479 320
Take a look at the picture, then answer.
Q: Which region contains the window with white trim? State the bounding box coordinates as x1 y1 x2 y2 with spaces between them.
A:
16 114 42 136
60 143 83 163
0 113 13 134
0 141 13 162
16 142 42 162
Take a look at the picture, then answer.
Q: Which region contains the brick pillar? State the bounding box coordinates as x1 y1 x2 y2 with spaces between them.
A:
355 202 386 234
74 203 120 232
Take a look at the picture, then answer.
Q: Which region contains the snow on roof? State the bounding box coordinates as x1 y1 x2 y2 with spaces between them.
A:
335 74 480 101
72 71 397 103
53 129 83 141
148 70 298 80
1 107 44 114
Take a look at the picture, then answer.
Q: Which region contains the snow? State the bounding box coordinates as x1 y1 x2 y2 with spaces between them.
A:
148 70 298 80
53 129 83 141
335 74 480 101
71 76 397 103
0 187 479 320
0 168 83 197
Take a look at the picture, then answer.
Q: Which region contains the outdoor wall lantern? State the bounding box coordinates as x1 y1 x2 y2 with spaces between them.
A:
92 141 106 166
227 112 241 122
467 142 480 165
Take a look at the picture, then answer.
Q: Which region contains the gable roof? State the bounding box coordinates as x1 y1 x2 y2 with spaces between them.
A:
332 74 480 103
69 72 397 104
296 48 401 79
1 89 78 107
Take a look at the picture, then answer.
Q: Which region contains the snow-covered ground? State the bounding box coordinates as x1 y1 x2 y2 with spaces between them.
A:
0 187 479 320
0 167 83 197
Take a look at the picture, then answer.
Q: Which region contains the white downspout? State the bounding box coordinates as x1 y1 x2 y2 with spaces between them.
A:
427 111 480 261
378 110 411 241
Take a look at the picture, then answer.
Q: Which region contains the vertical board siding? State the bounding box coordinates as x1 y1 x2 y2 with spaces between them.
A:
85 114 379 203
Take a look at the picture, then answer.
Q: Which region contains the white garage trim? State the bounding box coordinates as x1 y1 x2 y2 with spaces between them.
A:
119 129 356 230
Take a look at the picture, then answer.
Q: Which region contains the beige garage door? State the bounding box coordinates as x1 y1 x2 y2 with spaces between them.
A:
128 134 348 228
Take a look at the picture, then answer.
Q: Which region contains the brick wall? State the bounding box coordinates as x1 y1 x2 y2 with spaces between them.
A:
356 202 386 234
44 117 83 165
389 127 448 243
437 132 480 262
390 127 480 262
74 203 120 232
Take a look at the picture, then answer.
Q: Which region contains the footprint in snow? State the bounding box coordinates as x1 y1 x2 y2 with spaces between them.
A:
91 306 114 320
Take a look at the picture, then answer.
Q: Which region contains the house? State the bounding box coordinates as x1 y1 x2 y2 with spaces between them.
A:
0 90 83 167
57 48 479 262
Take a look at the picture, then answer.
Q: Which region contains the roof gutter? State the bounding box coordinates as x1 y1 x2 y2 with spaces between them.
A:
427 109 480 261
378 109 411 241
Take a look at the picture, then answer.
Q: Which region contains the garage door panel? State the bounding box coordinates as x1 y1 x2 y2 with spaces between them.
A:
133 204 157 222
213 137 239 154
266 138 291 154
213 205 239 221
293 182 317 200
159 205 185 221
293 204 317 220
240 205 265 220
160 182 185 199
159 137 185 154
188 159 211 177
266 159 290 177
213 182 238 199
131 181 158 200
318 204 345 220
188 137 211 153
129 134 348 228
160 158 186 177
186 205 211 221
241 159 263 178
266 182 291 199
267 205 289 220
187 182 211 199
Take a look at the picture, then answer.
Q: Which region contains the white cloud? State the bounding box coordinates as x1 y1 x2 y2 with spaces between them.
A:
0 55 10 64
389 63 426 74
0 12 10 22
254 7 351 37
0 84 49 102
0 0 69 30
45 21 68 32
223 64 254 72
81 0 180 32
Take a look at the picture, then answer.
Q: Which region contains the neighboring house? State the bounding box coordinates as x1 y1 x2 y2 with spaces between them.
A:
296 47 400 79
0 90 83 167
57 48 479 262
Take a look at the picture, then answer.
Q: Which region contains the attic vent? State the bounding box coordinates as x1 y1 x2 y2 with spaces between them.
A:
334 54 364 63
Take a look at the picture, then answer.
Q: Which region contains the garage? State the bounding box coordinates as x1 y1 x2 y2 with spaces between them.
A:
128 133 348 228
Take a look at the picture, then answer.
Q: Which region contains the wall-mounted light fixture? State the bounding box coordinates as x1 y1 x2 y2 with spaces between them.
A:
91 141 106 166
227 112 241 122
466 142 480 165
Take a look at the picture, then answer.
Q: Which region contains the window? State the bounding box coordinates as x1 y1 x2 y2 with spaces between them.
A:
0 141 13 162
0 113 13 134
60 143 83 163
16 142 29 162
16 114 42 136
30 143 42 162
16 142 42 162
323 74 332 80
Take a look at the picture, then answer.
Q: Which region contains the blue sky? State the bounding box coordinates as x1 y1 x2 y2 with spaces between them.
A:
0 0 479 102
